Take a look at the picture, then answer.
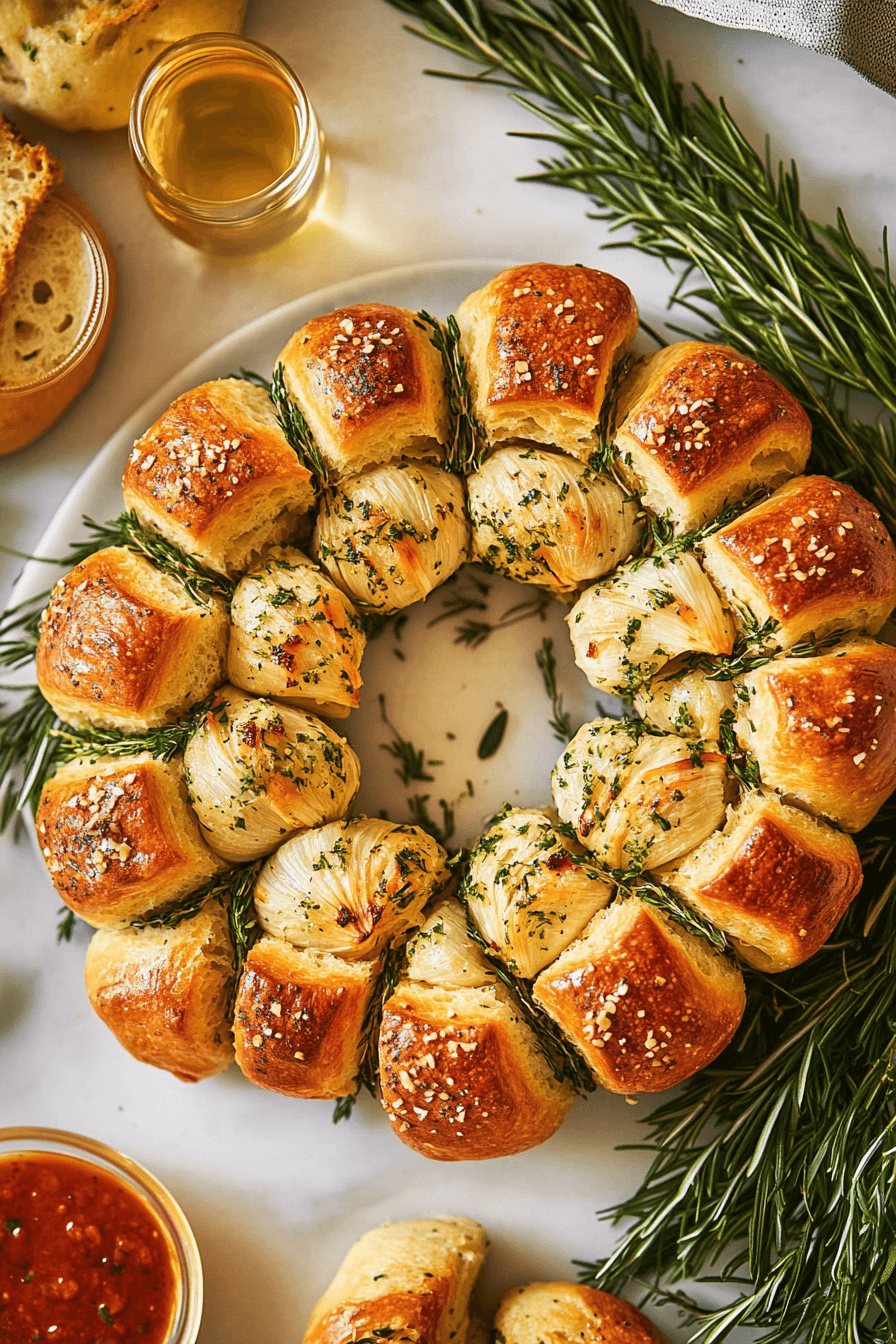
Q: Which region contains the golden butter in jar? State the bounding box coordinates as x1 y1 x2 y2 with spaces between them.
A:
129 33 328 255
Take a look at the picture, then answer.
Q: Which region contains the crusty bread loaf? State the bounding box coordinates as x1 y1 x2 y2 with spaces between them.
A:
35 752 226 927
496 1282 667 1344
0 113 62 303
0 1 247 133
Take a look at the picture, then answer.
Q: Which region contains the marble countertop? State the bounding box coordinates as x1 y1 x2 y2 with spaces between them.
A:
2 3 895 1340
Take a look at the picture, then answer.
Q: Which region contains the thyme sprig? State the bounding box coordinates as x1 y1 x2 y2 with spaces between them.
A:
535 637 573 741
455 586 553 648
270 362 331 485
378 694 442 784
415 311 489 473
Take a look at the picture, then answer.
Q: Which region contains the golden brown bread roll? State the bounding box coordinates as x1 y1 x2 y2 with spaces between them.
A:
84 901 234 1082
233 936 376 1099
495 1282 667 1344
302 1217 488 1344
36 546 229 731
456 263 638 460
701 475 896 648
378 899 573 1161
551 720 730 872
733 636 896 831
463 807 612 977
613 341 811 534
227 547 366 718
466 447 640 595
567 551 734 697
277 304 449 480
183 685 360 861
633 661 736 740
662 791 862 971
123 379 315 578
533 897 745 1093
35 752 226 928
253 817 450 960
313 462 470 612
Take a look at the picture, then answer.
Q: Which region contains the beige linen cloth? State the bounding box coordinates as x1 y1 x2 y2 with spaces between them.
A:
650 0 896 95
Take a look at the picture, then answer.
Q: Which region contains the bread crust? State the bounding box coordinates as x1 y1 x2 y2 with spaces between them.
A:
614 341 811 533
0 113 64 302
701 476 896 647
123 379 314 577
495 1282 667 1344
233 937 375 1098
279 304 448 479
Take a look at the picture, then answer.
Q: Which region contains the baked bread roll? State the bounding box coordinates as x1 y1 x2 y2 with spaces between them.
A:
378 899 574 1160
36 546 228 731
36 752 226 927
567 551 734 697
84 901 234 1082
533 897 745 1093
613 341 811 534
634 661 735 740
183 686 360 861
464 807 611 977
0 1 247 133
466 447 639 595
253 817 450 960
233 936 376 1099
302 1217 488 1344
701 476 896 648
496 1282 666 1344
552 720 730 871
277 304 449 480
733 636 896 831
227 547 366 718
123 379 314 578
662 791 862 971
314 462 469 612
456 263 638 460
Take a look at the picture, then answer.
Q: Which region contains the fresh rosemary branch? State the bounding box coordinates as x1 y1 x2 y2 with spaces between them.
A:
633 878 730 955
415 311 489 473
0 592 47 671
270 362 331 485
718 708 762 792
378 694 442 784
333 942 405 1123
535 637 573 741
56 908 77 943
0 687 60 830
62 512 234 604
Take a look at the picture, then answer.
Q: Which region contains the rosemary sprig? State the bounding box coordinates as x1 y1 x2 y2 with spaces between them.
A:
633 879 730 955
56 908 77 943
62 512 234 605
378 694 442 784
453 585 553 648
415 311 489 473
589 351 634 476
406 794 456 846
535 637 573 741
0 592 47 671
270 362 331 485
718 708 762 792
333 941 405 1123
52 694 226 767
0 687 60 829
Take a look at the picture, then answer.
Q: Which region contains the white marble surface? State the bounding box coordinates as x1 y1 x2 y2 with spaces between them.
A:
2 2 896 1341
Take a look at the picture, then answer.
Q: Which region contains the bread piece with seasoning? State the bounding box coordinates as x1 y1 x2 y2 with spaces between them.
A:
123 379 315 578
233 936 376 1099
314 461 469 612
378 898 574 1161
84 901 234 1082
456 263 638 461
183 686 360 861
495 1282 667 1344
36 752 226 927
466 447 640 596
227 547 366 718
701 475 896 648
533 897 745 1093
278 304 449 480
302 1217 488 1344
35 547 229 731
634 661 736 740
661 791 862 971
613 341 811 534
733 636 896 832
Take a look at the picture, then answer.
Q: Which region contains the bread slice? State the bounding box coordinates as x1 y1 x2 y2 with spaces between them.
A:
0 114 63 304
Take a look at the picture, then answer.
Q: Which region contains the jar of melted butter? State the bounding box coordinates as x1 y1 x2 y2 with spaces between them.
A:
0 186 117 455
129 34 328 255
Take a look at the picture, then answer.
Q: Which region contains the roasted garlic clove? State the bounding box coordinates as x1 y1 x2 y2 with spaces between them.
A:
634 661 736 740
404 899 495 988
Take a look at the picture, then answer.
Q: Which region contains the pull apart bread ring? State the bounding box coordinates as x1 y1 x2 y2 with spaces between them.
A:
28 265 896 1153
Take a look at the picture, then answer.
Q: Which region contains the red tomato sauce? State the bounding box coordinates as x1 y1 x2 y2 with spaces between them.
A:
0 1151 177 1343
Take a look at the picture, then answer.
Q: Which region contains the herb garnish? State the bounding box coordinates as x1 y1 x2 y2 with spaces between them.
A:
535 638 573 741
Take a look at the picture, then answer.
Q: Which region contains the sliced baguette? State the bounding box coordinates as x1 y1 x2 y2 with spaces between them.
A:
0 114 62 304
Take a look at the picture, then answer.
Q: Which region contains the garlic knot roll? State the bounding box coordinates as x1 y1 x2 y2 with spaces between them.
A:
227 546 366 718
183 685 360 861
122 379 315 577
551 719 730 871
313 461 469 611
456 262 638 460
495 1282 668 1344
253 816 450 960
466 447 640 596
36 547 229 731
463 807 611 977
567 551 734 697
634 661 736 740
613 341 811 535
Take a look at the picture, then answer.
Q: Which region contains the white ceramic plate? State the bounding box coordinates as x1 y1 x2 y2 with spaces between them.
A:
7 262 740 1344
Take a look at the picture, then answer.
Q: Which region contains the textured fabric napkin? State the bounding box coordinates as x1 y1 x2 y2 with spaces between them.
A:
650 0 896 96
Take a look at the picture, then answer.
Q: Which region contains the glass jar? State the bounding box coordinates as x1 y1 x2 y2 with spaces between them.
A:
129 33 328 255
0 1126 203 1344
